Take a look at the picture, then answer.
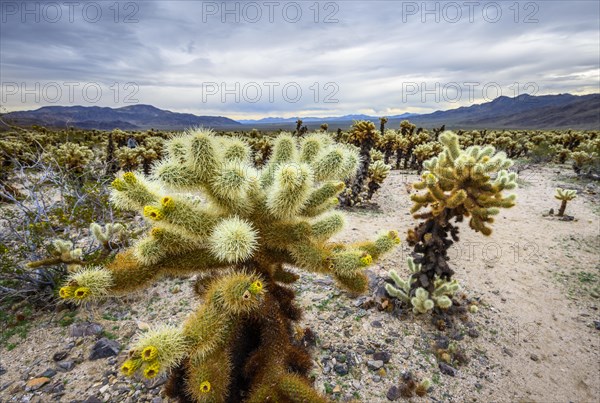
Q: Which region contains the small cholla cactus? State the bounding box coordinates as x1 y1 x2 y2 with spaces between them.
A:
57 128 399 402
389 131 517 302
366 160 390 200
386 257 459 314
554 188 577 216
27 239 83 269
90 222 126 249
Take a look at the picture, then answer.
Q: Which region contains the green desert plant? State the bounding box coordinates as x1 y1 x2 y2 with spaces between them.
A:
56 128 399 402
387 131 517 313
554 188 577 217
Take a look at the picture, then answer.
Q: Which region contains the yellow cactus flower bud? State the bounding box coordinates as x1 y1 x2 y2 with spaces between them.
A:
161 196 174 209
249 280 263 295
73 287 91 300
123 172 137 184
200 381 211 393
143 361 160 379
360 254 373 266
111 178 126 191
143 206 164 221
121 359 141 377
150 227 163 238
141 346 159 362
59 286 75 299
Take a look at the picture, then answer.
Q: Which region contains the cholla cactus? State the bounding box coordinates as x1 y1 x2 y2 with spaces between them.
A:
377 129 401 164
58 128 399 402
402 131 517 295
339 120 381 206
45 142 94 174
27 240 83 269
366 160 391 200
413 142 443 172
386 257 459 314
115 147 142 171
90 222 126 249
554 188 577 216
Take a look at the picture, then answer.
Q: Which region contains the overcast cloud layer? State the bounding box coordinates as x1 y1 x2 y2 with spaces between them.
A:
1 0 599 119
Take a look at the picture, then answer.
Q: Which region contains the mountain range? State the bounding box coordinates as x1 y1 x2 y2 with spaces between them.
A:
1 93 598 131
1 105 240 130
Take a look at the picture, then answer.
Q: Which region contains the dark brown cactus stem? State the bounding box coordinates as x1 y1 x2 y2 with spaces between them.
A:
343 136 376 206
558 199 568 216
407 207 461 295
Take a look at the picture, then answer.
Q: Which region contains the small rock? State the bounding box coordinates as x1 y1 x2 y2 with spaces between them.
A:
39 368 56 378
502 347 514 357
83 397 103 403
367 360 384 371
594 321 600 331
151 398 163 403
332 384 341 393
530 354 539 362
70 322 103 338
56 361 75 372
439 363 457 377
373 351 391 363
467 328 480 338
89 338 120 360
0 366 6 376
52 351 68 361
371 320 383 328
25 377 50 391
435 335 450 349
386 385 401 401
372 375 381 382
334 363 348 376
99 384 110 394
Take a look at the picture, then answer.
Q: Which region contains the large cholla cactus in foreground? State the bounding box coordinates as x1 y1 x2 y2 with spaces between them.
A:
59 129 399 402
387 131 517 312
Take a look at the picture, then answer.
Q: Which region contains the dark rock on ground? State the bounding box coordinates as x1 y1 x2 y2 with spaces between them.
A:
69 322 103 338
373 351 391 363
52 351 68 361
439 362 457 377
386 385 401 401
89 338 120 360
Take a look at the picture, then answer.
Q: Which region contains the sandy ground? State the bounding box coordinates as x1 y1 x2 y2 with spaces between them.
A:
0 164 599 403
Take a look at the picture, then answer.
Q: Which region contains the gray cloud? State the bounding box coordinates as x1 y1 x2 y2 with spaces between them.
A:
1 0 598 118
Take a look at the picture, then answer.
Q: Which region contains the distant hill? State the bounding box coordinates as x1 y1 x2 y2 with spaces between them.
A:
2 104 242 130
239 94 599 130
409 93 600 129
238 112 416 125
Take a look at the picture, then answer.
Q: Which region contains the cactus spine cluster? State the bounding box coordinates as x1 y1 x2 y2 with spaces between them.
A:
554 188 577 216
387 131 517 313
58 128 399 402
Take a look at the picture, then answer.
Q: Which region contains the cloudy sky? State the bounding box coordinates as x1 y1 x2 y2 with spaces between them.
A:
1 0 599 119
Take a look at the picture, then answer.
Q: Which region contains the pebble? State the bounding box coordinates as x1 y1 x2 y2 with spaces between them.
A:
386 385 401 401
52 351 68 361
25 377 50 391
334 363 349 376
57 361 76 372
530 354 539 362
371 320 383 328
439 362 457 377
39 368 56 378
594 321 600 330
467 328 480 338
69 322 103 338
373 351 391 363
89 338 120 360
367 360 384 370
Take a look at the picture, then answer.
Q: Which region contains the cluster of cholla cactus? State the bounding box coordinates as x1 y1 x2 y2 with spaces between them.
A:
386 131 517 314
114 136 165 174
44 142 94 175
246 129 273 167
57 129 399 402
554 188 577 217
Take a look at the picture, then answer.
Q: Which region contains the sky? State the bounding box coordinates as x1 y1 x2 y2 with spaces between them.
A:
1 0 599 119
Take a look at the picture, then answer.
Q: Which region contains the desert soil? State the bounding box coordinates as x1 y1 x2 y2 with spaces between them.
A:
0 164 599 403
